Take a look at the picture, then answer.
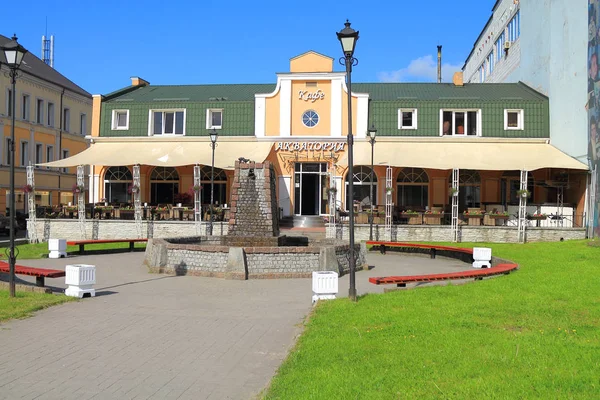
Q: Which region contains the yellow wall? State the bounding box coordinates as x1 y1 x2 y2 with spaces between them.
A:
291 81 331 136
341 87 358 136
290 52 333 73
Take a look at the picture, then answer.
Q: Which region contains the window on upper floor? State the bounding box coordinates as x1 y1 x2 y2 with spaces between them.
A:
507 10 520 42
398 109 417 130
504 109 524 130
111 109 129 130
47 102 55 127
22 94 30 121
46 145 54 170
5 138 10 165
206 109 223 129
62 149 69 173
20 141 29 167
63 108 70 132
36 99 44 124
6 88 12 117
495 32 505 62
80 113 87 135
35 143 43 168
487 52 494 75
150 109 185 135
440 110 480 136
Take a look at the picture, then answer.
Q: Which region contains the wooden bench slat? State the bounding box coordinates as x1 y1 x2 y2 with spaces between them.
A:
0 262 65 278
67 239 148 246
369 263 518 285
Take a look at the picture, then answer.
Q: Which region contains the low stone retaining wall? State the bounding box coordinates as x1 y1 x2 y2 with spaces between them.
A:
27 219 229 241
328 224 586 243
144 237 366 279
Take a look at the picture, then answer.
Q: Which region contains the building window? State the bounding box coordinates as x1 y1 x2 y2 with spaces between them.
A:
504 109 524 130
495 32 506 62
21 94 30 120
47 102 55 127
441 110 480 136
397 168 429 209
80 113 87 135
206 109 223 129
507 10 520 42
6 88 12 117
480 61 486 82
46 145 53 169
150 167 180 204
111 109 129 130
36 99 44 124
150 110 185 135
487 52 494 75
20 141 29 166
345 166 377 210
5 138 11 165
62 150 69 173
200 166 228 205
104 166 133 203
35 143 43 168
301 110 319 128
398 109 417 129
63 108 70 132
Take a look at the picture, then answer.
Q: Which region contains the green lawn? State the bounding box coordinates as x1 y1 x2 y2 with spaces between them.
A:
0 290 75 322
265 241 600 399
4 241 147 260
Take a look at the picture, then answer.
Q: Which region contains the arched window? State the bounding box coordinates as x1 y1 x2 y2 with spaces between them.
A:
397 168 429 209
345 166 377 210
150 167 179 204
200 166 227 205
103 166 132 203
455 169 481 210
501 171 534 206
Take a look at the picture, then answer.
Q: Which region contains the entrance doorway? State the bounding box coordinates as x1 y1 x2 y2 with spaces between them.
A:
294 163 328 215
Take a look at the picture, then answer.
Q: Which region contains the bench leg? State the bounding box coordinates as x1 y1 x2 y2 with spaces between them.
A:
430 248 436 259
79 244 85 255
36 276 45 287
396 283 406 288
129 241 134 251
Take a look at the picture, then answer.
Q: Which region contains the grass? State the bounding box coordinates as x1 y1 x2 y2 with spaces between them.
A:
264 240 600 399
0 289 75 322
0 241 147 260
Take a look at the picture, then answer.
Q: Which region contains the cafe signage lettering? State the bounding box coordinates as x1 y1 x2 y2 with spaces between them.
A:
298 89 325 102
275 142 346 152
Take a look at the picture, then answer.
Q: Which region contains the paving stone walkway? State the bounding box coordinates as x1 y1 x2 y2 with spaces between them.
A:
0 250 471 399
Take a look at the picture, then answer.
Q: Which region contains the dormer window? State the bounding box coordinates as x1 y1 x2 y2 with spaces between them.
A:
440 109 481 136
207 109 223 129
504 109 524 130
111 109 129 130
398 109 417 130
150 109 185 135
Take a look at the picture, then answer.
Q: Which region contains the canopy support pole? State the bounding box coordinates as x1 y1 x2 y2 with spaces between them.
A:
451 168 459 242
193 165 202 235
133 164 143 238
385 166 393 241
26 164 38 243
77 165 86 239
517 170 528 243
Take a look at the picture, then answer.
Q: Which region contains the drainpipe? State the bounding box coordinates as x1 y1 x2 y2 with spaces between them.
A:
437 45 442 83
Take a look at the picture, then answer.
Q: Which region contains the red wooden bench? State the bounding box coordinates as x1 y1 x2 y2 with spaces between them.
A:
365 241 518 287
0 262 65 287
66 239 148 255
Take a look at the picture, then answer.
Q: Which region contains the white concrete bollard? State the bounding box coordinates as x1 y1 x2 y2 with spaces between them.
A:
65 264 96 298
312 271 338 304
48 239 67 259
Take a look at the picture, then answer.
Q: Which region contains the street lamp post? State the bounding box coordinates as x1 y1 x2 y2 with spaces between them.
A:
367 125 377 241
337 20 359 301
208 128 218 235
1 35 28 298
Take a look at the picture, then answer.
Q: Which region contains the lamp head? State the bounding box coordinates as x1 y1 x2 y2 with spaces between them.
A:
336 20 359 57
1 34 27 69
367 124 377 140
209 128 218 144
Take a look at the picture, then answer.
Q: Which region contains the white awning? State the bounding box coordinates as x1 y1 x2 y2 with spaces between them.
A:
344 139 588 171
40 139 274 169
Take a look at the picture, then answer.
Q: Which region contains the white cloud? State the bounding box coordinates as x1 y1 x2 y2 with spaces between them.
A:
377 55 463 83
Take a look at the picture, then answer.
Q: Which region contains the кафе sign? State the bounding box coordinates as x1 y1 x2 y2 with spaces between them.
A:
275 142 346 152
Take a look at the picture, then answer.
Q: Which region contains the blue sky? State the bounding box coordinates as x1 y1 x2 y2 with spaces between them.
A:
4 0 492 94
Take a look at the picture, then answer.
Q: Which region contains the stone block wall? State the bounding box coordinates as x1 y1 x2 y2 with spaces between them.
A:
244 247 321 278
228 160 279 237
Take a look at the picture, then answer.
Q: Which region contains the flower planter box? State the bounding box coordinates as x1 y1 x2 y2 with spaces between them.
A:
65 264 96 298
484 215 509 226
527 216 547 221
464 215 484 226
402 214 422 225
356 213 369 224
423 214 443 225
48 239 67 259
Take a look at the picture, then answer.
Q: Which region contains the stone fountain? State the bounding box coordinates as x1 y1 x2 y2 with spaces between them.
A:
144 160 365 279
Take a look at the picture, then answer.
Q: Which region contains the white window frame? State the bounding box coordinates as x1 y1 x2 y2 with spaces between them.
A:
504 109 524 130
206 108 223 130
46 145 54 170
148 109 186 136
439 109 482 137
398 108 418 130
111 109 130 130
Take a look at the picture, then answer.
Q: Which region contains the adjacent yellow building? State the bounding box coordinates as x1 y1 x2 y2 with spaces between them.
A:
0 33 91 215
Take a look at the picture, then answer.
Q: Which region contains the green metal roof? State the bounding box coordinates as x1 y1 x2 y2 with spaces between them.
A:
104 82 545 103
104 84 277 103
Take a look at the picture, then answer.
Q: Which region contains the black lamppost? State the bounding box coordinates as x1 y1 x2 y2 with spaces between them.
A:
337 20 359 301
367 125 377 241
1 35 27 298
208 128 218 235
